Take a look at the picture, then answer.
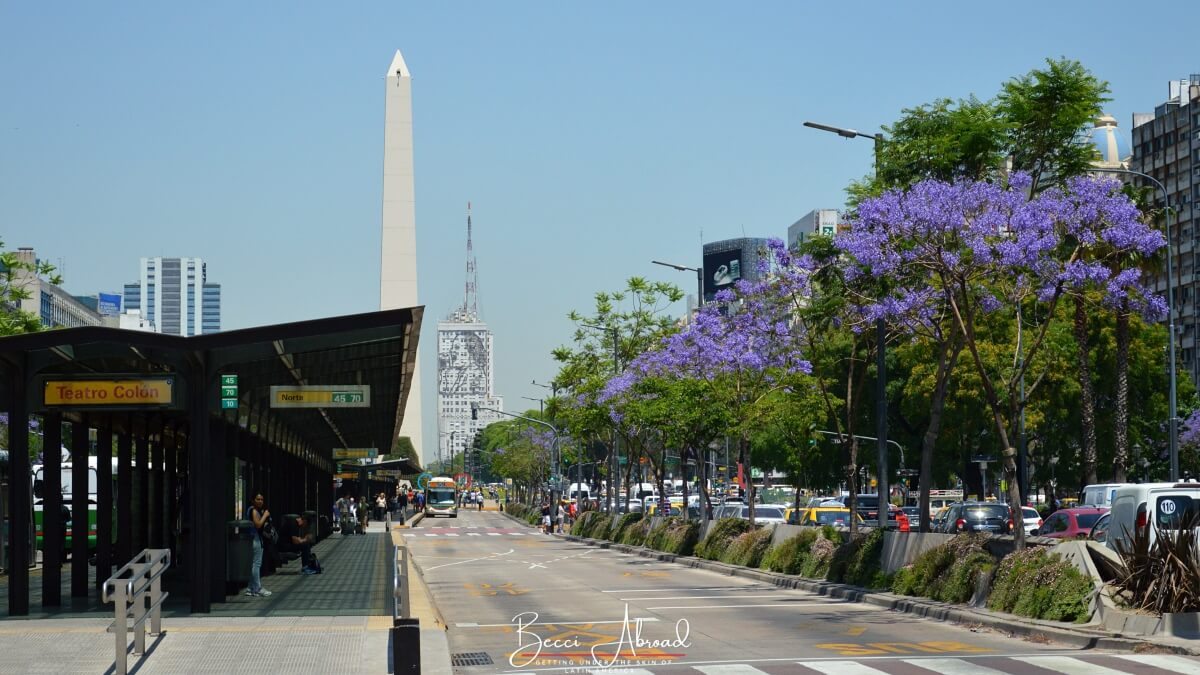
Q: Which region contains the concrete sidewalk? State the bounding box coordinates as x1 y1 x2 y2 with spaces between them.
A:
0 514 450 674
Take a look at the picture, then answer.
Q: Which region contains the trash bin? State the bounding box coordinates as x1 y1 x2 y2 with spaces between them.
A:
226 520 253 583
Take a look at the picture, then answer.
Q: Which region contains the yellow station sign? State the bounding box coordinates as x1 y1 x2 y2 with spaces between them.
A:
270 385 370 408
45 378 174 406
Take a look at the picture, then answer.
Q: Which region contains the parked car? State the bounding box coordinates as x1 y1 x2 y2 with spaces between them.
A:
938 502 1013 534
1020 506 1043 536
719 505 787 524
1089 512 1112 544
789 507 862 527
1034 507 1108 539
1107 482 1200 552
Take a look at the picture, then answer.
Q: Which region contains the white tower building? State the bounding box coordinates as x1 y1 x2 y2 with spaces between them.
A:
437 204 503 470
380 49 425 461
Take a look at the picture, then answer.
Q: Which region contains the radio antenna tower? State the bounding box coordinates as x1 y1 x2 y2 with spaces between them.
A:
463 201 478 317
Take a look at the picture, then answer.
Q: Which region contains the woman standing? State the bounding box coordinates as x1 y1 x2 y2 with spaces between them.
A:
246 493 272 597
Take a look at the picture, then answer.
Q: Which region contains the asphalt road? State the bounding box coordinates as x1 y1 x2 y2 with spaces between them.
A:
404 507 1199 674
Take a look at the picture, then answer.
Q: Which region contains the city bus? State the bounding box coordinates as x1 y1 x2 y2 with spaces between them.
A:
425 476 459 518
31 454 106 552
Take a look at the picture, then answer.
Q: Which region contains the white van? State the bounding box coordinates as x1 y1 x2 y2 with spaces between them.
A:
1081 483 1129 509
1107 482 1200 552
567 483 591 502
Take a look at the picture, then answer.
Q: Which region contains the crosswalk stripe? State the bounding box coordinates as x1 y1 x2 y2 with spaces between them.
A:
694 665 771 674
586 669 654 675
487 532 500 536
444 533 459 537
902 658 1011 675
1012 656 1127 675
467 532 480 536
796 660 889 675
423 534 437 537
1111 654 1200 674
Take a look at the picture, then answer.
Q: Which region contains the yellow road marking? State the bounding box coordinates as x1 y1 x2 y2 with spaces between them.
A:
814 641 991 656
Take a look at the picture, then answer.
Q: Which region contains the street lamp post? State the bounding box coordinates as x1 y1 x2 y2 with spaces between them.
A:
473 404 562 513
1089 166 1178 481
651 259 705 310
522 396 545 415
804 120 890 528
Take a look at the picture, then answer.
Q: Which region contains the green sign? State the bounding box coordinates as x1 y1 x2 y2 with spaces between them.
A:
221 374 238 386
331 391 365 404
220 385 238 397
220 398 238 410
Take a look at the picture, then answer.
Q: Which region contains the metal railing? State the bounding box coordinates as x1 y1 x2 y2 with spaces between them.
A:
102 548 171 675
392 544 410 621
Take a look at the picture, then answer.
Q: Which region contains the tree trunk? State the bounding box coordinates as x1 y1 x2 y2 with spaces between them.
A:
847 437 859 537
680 448 691 520
1075 296 1099 486
1113 301 1130 482
920 338 961 532
741 436 756 526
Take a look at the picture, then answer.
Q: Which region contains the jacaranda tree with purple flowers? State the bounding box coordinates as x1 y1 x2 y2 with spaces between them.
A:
840 173 1165 547
614 239 813 525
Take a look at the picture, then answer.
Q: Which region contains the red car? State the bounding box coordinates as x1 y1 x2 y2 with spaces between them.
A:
1034 507 1108 539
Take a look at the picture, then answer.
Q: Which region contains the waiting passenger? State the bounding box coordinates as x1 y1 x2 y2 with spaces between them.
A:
279 514 321 574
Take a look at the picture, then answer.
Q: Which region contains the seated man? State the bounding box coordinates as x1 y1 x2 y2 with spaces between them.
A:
278 514 320 574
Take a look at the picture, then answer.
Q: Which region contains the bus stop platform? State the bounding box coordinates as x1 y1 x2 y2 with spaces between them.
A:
0 520 451 673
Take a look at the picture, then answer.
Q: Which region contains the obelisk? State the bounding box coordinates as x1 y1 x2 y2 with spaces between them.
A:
381 49 423 462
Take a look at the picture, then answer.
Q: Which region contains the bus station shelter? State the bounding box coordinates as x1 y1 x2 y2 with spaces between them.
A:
0 307 422 615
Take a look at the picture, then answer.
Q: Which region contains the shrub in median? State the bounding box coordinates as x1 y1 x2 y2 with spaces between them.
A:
608 513 643 542
802 537 838 578
645 517 701 556
891 535 994 604
761 528 820 575
621 519 651 546
826 529 889 588
721 527 773 568
572 511 602 537
696 517 752 560
988 547 1095 623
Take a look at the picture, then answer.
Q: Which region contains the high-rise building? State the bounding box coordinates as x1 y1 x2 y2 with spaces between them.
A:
702 237 771 302
787 209 841 250
1131 75 1200 383
8 248 104 329
380 49 425 462
123 257 221 336
437 205 503 470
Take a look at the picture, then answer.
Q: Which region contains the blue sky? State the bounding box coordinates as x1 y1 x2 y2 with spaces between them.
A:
2 2 1196 461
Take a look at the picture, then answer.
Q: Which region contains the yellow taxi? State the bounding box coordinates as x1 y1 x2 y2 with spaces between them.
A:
789 507 863 527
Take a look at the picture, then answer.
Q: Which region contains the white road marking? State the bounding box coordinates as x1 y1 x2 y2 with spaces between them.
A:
487 532 501 536
467 533 481 536
799 660 889 675
1012 656 1127 675
423 534 438 537
620 594 785 601
646 603 874 610
694 666 771 674
587 669 654 675
901 658 1010 675
456 618 659 628
1112 654 1200 674
423 548 514 571
444 533 459 537
602 586 764 593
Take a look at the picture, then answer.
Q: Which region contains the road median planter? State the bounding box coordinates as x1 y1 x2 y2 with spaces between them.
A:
560 529 1199 655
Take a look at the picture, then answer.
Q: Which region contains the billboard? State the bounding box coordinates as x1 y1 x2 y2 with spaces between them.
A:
97 293 122 316
703 250 742 293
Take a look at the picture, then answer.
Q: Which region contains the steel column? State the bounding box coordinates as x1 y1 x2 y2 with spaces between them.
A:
71 418 90 598
42 410 63 606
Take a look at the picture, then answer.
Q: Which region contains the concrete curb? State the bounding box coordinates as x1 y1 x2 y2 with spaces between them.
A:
560 534 1200 655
